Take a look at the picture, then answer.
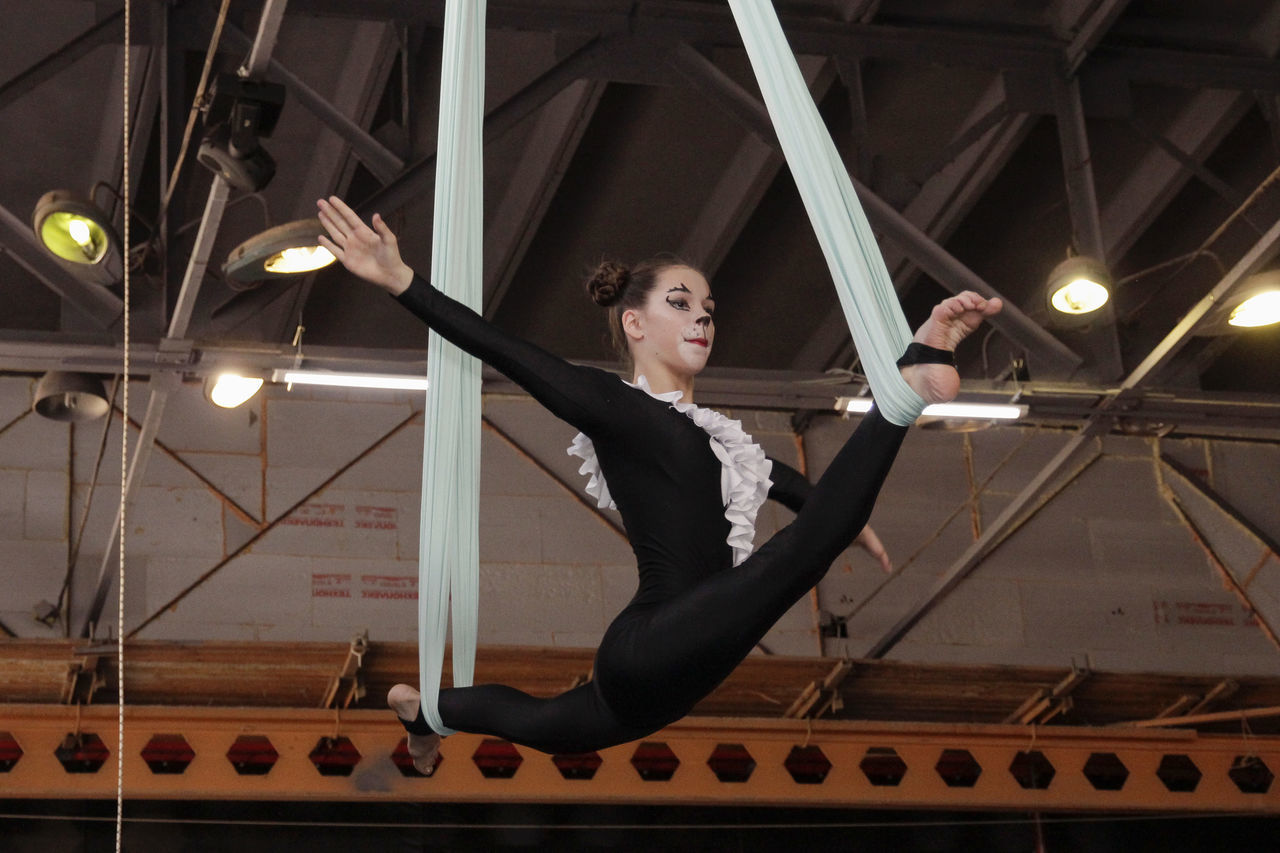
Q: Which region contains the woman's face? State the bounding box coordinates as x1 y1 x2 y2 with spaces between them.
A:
627 265 716 378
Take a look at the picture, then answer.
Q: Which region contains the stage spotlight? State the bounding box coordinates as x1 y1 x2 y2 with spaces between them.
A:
1047 255 1111 319
223 219 335 285
1228 287 1280 329
32 190 122 270
197 73 286 192
207 373 265 408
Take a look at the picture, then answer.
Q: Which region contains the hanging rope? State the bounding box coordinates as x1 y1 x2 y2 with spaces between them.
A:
727 0 927 427
417 0 486 735
117 1 132 849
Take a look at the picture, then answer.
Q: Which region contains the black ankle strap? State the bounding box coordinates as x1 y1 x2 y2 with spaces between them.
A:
896 342 955 368
399 709 437 736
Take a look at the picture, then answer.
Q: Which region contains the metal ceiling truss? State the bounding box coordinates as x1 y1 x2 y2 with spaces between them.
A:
4 331 1280 434
1 705 1277 810
0 204 125 329
663 39 1083 376
282 0 1280 95
76 0 290 638
860 214 1280 659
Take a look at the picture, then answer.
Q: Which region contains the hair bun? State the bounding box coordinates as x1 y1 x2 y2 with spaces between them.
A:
587 260 630 308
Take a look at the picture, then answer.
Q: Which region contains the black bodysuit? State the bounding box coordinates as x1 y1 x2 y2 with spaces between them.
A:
397 275 908 754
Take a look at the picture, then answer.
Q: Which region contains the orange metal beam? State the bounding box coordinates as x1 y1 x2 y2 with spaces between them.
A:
1 705 1277 811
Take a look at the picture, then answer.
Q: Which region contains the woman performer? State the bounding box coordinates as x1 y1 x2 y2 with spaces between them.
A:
316 196 1001 771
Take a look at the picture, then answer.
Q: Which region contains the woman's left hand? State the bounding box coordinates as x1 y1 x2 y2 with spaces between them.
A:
316 196 414 295
856 525 892 573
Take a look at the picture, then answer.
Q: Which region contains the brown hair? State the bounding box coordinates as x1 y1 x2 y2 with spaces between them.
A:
586 256 696 365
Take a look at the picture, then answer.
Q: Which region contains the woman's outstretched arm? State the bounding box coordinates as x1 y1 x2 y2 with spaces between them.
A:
317 196 615 435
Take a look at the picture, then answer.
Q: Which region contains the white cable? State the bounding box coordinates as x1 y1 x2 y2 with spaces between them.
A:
117 1 131 850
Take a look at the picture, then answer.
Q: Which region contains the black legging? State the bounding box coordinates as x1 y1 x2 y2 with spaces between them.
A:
431 411 905 754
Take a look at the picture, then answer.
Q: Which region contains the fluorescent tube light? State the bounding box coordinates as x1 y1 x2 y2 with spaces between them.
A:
837 397 1024 420
274 369 429 391
922 402 1025 420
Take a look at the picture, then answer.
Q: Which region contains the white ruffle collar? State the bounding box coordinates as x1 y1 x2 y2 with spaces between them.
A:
566 375 774 566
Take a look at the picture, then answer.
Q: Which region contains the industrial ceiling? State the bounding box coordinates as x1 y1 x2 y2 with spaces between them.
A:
1 0 1278 423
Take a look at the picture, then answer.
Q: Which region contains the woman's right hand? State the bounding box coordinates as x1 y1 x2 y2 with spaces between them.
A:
316 196 414 295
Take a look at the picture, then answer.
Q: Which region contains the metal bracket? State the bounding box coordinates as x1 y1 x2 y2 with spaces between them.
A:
60 654 107 705
1187 679 1240 716
155 337 196 366
320 633 368 710
784 660 853 719
1003 663 1091 725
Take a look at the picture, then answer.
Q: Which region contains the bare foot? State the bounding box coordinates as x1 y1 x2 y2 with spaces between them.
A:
900 291 1003 404
387 683 442 775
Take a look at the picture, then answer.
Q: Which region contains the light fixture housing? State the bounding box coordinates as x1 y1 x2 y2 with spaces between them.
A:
1046 255 1111 319
1194 271 1280 334
223 219 336 285
32 372 111 422
31 190 122 281
1229 290 1280 328
197 74 286 192
207 373 265 408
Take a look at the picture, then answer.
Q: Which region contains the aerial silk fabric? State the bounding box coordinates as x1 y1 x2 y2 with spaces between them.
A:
416 0 928 736
418 0 486 736
727 0 927 427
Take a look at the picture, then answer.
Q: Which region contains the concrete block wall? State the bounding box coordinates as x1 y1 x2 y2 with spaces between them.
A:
801 415 1279 675
2 374 1278 678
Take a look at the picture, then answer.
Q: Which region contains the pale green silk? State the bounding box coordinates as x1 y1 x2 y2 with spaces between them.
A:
728 0 926 426
418 0 485 736
416 0 926 736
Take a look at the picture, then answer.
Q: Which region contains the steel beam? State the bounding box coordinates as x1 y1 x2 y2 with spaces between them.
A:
861 214 1280 660
238 0 290 79
1099 14 1279 272
662 44 1082 375
218 19 406 184
482 79 604 318
0 10 125 113
1059 0 1131 75
4 333 1280 434
1125 118 1256 216
1050 73 1124 382
356 35 619 218
77 0 292 636
1102 94 1252 262
806 0 1125 376
1123 216 1280 391
1091 44 1280 92
861 420 1110 659
1159 457 1280 651
1 704 1278 810
675 50 832 276
1052 77 1106 262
